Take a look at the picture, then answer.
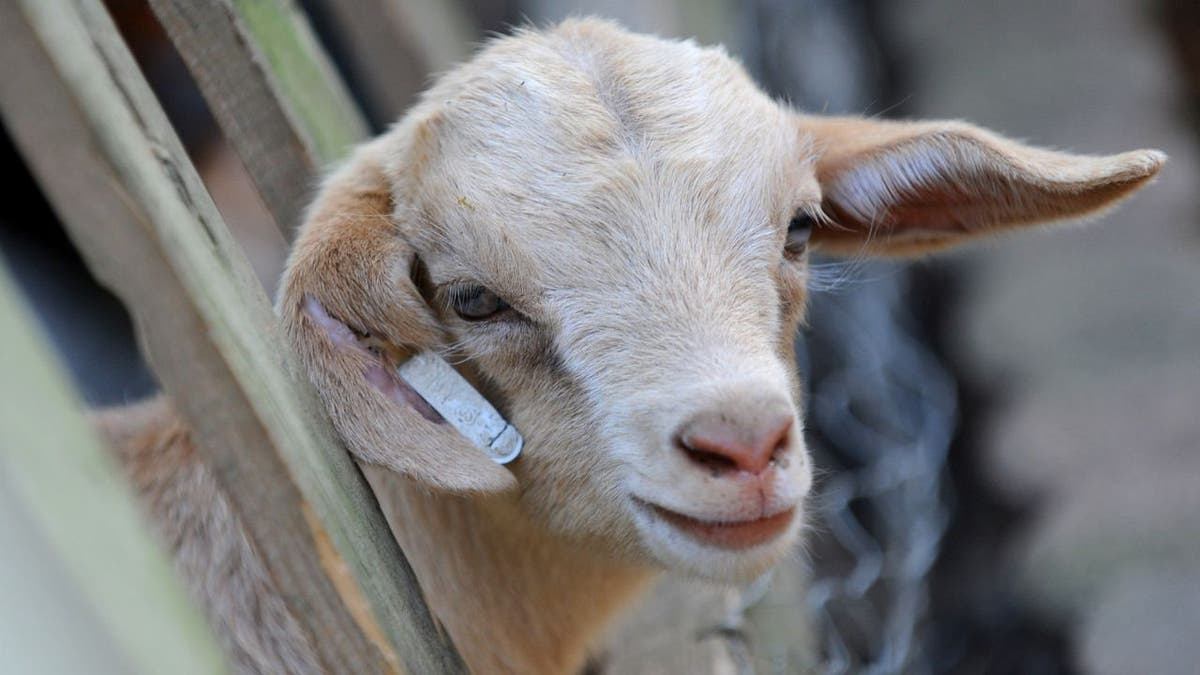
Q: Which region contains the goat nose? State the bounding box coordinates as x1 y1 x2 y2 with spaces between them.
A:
677 412 793 476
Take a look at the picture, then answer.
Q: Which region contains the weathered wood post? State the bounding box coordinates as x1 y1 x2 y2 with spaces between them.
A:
0 259 229 675
0 0 466 672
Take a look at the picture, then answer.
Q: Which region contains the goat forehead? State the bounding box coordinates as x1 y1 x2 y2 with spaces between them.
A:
425 154 785 300
440 19 786 146
416 38 802 272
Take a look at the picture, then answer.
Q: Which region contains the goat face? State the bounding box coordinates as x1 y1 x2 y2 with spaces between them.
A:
279 20 1163 582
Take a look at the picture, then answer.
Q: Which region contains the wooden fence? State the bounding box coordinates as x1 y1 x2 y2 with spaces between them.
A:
0 0 469 671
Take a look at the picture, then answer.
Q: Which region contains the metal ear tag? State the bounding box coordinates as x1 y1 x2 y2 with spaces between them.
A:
395 351 523 464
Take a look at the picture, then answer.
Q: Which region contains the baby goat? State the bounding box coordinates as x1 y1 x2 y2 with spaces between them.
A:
101 18 1164 675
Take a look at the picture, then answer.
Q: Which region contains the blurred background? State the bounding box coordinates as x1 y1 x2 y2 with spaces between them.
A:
2 0 1197 673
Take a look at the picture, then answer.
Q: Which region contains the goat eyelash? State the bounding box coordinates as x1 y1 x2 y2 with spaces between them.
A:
782 204 828 261
445 282 485 305
442 282 533 327
792 203 834 230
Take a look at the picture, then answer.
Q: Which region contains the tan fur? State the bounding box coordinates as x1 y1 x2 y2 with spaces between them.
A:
94 398 323 674
100 19 1163 674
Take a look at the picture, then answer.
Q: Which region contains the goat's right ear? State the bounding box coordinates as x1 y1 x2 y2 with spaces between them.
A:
278 138 517 495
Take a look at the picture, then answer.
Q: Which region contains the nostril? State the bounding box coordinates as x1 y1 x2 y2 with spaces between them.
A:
767 418 792 465
677 414 793 476
676 436 741 476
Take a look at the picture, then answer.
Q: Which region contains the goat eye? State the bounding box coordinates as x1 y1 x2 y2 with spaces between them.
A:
785 211 815 257
450 285 511 321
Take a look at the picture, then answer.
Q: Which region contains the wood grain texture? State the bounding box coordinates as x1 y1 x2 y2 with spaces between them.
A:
0 259 228 675
146 0 369 239
0 1 465 673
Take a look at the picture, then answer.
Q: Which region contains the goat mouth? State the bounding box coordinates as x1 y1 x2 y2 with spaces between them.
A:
634 499 795 551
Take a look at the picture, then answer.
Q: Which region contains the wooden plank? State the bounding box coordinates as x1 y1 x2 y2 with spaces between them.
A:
307 0 475 125
0 262 228 675
0 1 465 673
145 0 369 238
143 0 470 670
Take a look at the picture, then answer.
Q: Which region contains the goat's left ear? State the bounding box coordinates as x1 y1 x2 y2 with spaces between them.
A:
277 136 517 495
799 116 1166 256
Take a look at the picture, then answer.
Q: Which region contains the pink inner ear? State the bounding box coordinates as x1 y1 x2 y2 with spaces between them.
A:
826 148 983 233
883 191 981 233
302 293 361 347
364 364 446 424
302 294 445 424
821 159 1014 245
